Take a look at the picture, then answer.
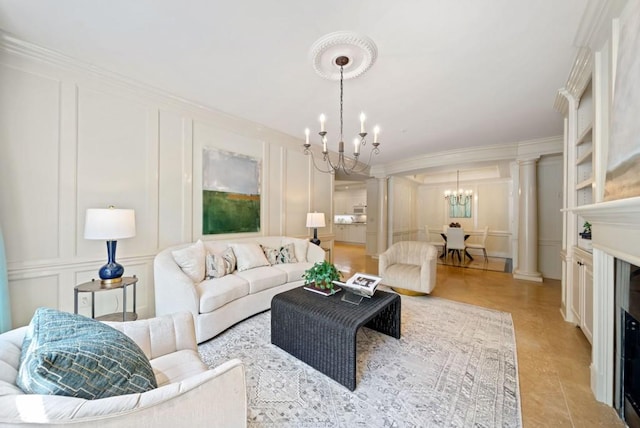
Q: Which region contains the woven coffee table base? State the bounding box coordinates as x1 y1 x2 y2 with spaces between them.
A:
271 286 401 391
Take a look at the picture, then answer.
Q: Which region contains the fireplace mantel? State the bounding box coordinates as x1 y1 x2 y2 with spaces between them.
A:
567 196 640 406
572 196 640 228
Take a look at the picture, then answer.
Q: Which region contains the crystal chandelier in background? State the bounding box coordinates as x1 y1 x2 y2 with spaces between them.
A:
444 170 472 206
303 32 381 175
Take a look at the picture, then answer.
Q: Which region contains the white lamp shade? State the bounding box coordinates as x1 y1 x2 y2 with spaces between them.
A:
306 212 326 228
84 208 136 240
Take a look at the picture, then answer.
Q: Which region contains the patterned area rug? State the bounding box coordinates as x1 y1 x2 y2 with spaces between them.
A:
198 295 522 427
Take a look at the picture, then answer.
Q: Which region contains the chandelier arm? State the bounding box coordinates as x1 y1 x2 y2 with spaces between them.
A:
304 147 337 174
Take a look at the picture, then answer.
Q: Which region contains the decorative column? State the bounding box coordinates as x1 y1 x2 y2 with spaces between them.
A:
513 157 543 282
377 177 388 255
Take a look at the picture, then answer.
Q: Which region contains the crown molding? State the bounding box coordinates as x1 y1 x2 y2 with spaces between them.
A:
370 136 563 177
0 31 303 147
574 0 629 50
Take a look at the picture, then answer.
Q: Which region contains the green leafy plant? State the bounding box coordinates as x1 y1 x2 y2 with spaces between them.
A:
583 221 592 234
302 260 342 290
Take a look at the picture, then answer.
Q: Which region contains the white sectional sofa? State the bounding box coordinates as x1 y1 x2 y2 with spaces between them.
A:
154 236 325 343
0 312 246 427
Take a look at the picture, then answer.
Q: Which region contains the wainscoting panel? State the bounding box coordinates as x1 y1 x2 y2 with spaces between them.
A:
0 65 61 264
9 275 59 328
284 149 311 237
159 110 192 248
76 87 158 258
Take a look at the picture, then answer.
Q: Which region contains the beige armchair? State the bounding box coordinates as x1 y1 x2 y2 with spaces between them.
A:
379 241 438 295
0 312 247 427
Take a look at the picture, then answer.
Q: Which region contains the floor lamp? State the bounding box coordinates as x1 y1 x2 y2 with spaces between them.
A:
306 212 326 246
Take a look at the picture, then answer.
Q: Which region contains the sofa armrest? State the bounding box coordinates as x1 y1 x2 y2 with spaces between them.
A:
307 242 326 263
105 312 197 360
154 247 200 319
0 359 247 428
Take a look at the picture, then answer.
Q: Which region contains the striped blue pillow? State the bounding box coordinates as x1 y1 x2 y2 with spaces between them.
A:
16 307 157 399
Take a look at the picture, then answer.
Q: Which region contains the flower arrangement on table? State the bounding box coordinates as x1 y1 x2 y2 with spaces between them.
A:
302 260 342 294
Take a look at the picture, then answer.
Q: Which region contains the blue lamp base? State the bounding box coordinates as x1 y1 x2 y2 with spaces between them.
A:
99 240 124 284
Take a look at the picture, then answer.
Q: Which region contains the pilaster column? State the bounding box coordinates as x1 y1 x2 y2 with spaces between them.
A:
377 177 388 254
514 157 543 282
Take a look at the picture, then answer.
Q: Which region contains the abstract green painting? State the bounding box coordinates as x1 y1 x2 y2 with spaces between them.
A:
202 148 261 234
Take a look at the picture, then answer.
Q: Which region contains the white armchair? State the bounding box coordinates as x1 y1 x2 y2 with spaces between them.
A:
0 312 247 427
379 241 438 295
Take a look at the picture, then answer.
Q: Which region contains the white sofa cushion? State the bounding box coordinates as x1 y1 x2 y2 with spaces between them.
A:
272 261 315 283
197 275 250 313
231 243 270 271
151 349 209 387
172 240 206 282
233 266 288 294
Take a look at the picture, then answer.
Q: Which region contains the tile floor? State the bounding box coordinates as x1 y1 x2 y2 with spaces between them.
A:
333 242 623 428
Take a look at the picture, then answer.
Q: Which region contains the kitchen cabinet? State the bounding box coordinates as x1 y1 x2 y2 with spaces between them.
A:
335 224 366 244
571 246 593 344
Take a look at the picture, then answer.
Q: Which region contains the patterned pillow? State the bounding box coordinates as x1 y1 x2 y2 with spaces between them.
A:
205 247 237 278
261 243 298 265
17 308 157 400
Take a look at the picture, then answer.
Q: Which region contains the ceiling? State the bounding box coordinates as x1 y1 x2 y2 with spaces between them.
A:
0 1 586 169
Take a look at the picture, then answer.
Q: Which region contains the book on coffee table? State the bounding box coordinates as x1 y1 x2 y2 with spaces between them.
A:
333 272 382 298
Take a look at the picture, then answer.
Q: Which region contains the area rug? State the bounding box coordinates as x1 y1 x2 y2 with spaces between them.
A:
198 295 522 427
437 254 513 273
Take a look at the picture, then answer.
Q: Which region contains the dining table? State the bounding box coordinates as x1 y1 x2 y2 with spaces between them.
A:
440 232 474 261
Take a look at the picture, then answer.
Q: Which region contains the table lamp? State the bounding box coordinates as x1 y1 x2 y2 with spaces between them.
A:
306 212 325 246
84 206 136 284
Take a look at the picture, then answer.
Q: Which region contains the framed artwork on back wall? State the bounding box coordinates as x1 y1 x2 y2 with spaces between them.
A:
202 148 261 235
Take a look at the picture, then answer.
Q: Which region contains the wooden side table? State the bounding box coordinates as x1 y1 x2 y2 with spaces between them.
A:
74 276 138 321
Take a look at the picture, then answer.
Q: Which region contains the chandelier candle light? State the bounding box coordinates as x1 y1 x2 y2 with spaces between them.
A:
444 170 472 207
303 32 381 174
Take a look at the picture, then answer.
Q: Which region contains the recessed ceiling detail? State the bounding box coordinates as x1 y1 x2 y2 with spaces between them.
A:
309 31 378 81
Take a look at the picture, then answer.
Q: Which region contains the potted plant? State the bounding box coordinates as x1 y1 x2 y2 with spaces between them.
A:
580 221 592 239
303 260 342 293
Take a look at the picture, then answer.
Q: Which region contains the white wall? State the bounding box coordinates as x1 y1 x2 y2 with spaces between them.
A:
416 176 513 258
0 37 332 327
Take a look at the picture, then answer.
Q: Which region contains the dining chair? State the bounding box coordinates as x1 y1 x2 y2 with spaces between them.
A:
466 226 489 262
425 225 445 256
446 227 467 262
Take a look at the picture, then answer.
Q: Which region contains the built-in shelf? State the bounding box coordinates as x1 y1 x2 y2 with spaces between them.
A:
576 149 593 166
576 177 594 190
576 123 593 145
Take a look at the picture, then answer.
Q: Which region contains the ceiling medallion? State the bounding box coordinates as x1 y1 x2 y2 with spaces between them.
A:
304 32 381 175
309 31 378 81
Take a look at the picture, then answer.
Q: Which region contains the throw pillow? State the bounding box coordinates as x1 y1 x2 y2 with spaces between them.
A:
231 243 270 271
17 307 157 400
172 240 206 282
261 243 298 265
283 238 309 263
205 247 237 278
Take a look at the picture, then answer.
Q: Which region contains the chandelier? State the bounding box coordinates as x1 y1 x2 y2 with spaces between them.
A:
444 170 472 206
303 32 381 175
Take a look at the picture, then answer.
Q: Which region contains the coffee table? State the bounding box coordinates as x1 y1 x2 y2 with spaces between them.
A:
271 286 401 391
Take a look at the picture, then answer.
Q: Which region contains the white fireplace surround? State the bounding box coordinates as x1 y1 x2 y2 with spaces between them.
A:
572 195 640 405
